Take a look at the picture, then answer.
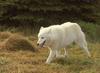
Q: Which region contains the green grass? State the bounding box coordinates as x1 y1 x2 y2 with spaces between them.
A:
76 21 100 42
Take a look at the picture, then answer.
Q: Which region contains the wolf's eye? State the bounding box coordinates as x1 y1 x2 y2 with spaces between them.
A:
41 37 44 39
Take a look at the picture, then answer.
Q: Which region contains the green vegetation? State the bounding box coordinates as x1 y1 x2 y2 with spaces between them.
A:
77 21 100 42
0 0 99 26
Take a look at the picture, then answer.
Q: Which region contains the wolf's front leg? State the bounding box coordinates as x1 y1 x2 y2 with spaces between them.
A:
46 49 56 64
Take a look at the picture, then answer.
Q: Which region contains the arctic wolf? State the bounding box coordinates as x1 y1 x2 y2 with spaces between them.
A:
37 22 91 64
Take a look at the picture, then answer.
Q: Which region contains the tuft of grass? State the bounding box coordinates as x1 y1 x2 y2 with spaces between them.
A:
0 31 12 42
0 57 10 65
1 34 37 51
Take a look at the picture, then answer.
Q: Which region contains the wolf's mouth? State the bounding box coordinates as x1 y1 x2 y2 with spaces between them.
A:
41 40 46 47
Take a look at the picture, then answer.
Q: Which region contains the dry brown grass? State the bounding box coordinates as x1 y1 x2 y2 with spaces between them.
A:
0 32 99 73
1 34 36 51
0 43 99 73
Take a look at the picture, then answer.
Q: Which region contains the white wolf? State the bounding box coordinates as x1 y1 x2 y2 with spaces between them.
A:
37 22 91 64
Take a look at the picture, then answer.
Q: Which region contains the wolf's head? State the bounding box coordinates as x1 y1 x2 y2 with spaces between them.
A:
37 26 51 48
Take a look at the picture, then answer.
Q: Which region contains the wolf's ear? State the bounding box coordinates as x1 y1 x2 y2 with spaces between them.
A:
40 26 44 30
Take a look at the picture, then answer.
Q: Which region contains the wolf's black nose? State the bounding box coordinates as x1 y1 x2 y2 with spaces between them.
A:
37 43 39 46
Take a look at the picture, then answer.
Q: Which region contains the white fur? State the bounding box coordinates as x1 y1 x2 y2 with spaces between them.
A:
37 22 91 64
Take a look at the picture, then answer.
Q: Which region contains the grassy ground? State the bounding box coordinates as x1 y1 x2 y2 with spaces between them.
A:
0 33 99 73
0 21 99 73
